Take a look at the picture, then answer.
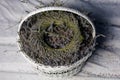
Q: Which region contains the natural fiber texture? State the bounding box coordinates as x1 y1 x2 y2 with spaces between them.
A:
18 10 94 67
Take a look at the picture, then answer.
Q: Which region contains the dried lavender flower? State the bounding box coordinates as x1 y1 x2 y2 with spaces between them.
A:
18 10 94 67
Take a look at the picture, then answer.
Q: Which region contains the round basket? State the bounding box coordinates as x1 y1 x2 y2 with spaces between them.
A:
17 7 96 77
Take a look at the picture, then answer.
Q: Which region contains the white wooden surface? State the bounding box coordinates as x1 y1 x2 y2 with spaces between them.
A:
0 0 120 80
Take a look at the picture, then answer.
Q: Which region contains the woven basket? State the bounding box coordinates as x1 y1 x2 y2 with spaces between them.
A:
17 7 96 77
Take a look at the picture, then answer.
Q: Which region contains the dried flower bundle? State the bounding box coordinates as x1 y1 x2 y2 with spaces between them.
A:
18 10 94 67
